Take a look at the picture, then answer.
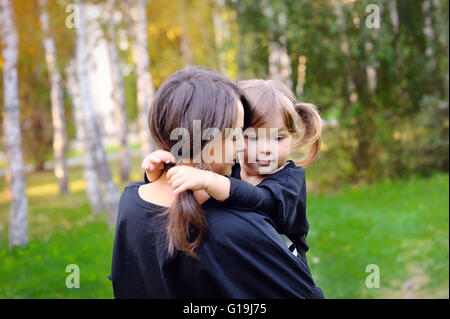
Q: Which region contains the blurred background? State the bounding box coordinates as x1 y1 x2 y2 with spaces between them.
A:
0 0 448 298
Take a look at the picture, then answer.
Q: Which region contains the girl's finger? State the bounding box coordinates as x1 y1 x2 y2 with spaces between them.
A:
168 153 176 163
151 156 162 163
164 154 173 163
172 182 190 194
141 157 150 168
170 178 185 190
167 167 180 180
167 172 180 184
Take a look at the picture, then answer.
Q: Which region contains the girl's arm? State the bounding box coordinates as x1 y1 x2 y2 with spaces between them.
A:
166 166 231 201
217 164 307 237
166 163 307 236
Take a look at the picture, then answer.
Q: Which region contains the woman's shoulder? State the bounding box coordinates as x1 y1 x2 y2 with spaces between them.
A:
118 181 165 217
119 181 143 205
123 181 145 191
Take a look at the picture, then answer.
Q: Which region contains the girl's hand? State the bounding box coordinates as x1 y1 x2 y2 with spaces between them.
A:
141 150 176 182
166 166 213 194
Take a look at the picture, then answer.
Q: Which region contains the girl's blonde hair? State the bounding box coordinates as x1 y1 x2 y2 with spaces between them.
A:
238 79 322 167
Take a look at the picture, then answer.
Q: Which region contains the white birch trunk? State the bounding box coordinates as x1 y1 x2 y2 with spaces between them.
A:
0 0 29 251
261 0 292 89
389 0 399 36
66 60 105 214
334 3 356 102
131 0 155 157
39 0 69 194
107 0 130 182
177 0 193 66
213 0 227 74
364 5 379 93
76 0 119 227
422 0 434 57
365 41 377 93
296 55 307 97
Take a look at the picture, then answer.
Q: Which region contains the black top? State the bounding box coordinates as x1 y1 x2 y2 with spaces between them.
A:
226 160 311 256
109 161 324 298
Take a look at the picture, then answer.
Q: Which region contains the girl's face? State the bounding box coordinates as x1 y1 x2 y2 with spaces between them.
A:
241 113 293 176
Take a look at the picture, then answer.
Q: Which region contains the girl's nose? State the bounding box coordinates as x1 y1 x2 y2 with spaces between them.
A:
258 140 272 155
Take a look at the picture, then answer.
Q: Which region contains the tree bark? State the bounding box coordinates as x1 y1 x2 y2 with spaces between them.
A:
333 3 356 106
0 0 29 251
107 0 130 182
66 60 105 214
177 0 194 66
131 0 155 157
422 0 434 57
75 0 120 227
261 0 292 89
212 0 227 74
39 0 69 194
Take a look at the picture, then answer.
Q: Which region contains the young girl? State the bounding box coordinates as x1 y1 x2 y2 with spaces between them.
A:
142 79 322 259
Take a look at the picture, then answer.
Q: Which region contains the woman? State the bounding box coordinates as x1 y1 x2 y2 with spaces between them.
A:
108 66 324 298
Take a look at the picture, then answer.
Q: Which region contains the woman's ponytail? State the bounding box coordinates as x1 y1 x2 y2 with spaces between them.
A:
160 189 207 260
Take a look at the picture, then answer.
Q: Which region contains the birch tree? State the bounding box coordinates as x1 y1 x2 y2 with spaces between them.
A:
39 0 69 194
0 0 29 251
131 0 155 157
66 61 105 214
261 0 292 89
422 0 434 57
333 2 356 105
177 0 193 66
107 0 130 182
212 0 227 74
75 0 119 226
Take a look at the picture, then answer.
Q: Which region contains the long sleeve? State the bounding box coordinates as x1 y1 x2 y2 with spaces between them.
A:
218 165 308 240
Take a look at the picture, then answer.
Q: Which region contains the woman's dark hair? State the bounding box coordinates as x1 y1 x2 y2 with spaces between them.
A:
148 66 251 259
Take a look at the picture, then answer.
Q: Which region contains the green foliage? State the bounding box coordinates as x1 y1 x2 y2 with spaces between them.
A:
0 0 448 182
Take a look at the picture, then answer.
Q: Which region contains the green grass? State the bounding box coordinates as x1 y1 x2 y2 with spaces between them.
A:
0 155 145 298
0 154 448 298
304 171 449 298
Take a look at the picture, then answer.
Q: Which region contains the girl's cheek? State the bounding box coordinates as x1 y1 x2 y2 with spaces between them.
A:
277 139 292 161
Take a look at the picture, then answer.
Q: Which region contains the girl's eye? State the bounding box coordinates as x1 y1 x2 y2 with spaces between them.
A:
275 136 285 141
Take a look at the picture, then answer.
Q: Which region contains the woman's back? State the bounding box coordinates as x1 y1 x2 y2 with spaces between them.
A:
109 181 324 298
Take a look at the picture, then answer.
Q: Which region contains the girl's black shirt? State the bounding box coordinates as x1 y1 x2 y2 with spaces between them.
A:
108 161 324 298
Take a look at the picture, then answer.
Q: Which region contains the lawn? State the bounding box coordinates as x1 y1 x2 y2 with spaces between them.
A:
0 155 448 298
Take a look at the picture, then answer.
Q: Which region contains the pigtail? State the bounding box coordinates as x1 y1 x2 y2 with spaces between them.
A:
292 102 323 167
